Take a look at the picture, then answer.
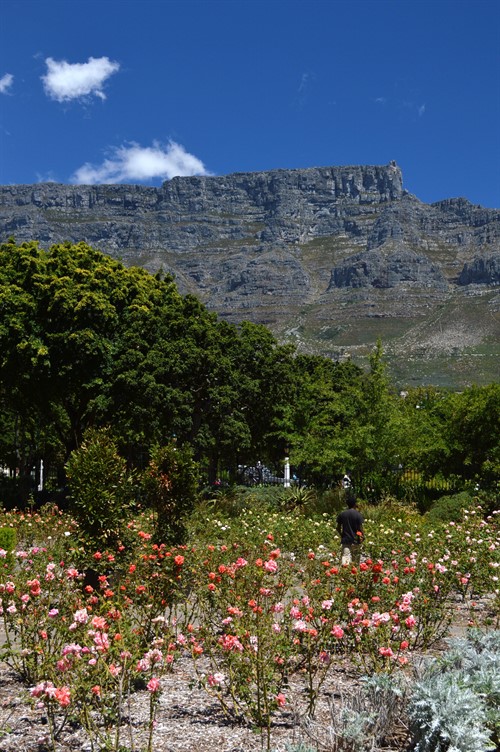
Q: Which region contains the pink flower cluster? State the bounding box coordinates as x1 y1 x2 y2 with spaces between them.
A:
219 634 244 652
30 681 71 707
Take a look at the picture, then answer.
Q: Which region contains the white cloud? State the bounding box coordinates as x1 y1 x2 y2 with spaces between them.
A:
418 103 426 117
296 71 316 108
36 171 58 183
42 56 120 102
71 140 211 184
298 72 310 95
0 73 14 94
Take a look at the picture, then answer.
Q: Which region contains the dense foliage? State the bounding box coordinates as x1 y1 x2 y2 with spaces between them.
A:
0 240 498 508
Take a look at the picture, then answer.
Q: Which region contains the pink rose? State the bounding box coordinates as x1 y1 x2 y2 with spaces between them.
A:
55 686 71 707
147 677 161 693
264 559 278 573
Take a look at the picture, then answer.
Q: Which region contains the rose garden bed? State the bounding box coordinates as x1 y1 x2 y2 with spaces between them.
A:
0 502 498 751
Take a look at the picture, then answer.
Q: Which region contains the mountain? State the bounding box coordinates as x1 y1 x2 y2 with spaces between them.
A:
1 162 499 388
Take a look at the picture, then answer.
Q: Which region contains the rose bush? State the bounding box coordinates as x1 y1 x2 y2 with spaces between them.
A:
0 498 497 751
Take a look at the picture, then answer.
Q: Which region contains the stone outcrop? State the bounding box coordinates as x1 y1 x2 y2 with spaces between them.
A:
329 246 448 290
458 254 500 285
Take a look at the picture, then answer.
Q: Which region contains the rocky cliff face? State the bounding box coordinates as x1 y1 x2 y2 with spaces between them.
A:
1 162 499 386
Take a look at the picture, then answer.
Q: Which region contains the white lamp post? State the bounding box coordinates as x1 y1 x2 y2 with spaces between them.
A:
37 459 44 492
284 449 290 488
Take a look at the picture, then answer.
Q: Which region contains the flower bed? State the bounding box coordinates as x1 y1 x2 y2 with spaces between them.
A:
0 502 498 751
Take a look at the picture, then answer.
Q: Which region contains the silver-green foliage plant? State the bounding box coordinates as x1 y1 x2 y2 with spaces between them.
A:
409 629 500 752
410 674 493 752
300 630 499 752
301 673 409 751
302 689 373 752
360 672 409 741
435 629 500 745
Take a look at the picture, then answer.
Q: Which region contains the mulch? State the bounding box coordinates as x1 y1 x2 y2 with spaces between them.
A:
0 594 494 752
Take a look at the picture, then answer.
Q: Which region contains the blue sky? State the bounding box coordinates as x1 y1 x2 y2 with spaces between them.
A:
1 0 499 208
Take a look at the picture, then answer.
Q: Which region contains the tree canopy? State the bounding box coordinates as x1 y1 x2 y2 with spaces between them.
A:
0 239 498 503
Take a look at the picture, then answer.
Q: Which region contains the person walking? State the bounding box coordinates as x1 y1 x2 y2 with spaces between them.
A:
337 494 364 566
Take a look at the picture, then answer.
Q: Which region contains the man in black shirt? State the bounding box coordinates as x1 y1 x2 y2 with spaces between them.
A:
337 495 364 566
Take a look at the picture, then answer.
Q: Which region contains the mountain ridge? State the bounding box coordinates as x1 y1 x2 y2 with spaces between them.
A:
1 162 499 388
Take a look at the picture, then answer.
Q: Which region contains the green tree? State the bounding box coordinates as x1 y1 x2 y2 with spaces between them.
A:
395 386 452 477
0 240 196 492
283 342 406 497
396 383 500 489
353 340 404 496
282 354 366 487
443 383 500 486
216 321 296 471
97 271 197 465
0 240 136 471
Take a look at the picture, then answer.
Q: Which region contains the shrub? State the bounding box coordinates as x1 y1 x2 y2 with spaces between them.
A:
65 427 134 551
410 673 494 751
311 486 345 516
409 629 499 751
141 441 199 545
361 495 420 526
197 485 284 519
435 629 500 746
0 526 16 567
236 485 284 508
475 487 500 518
426 490 474 523
301 672 410 751
300 631 500 752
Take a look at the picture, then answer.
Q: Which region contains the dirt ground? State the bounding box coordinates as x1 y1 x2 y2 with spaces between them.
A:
0 595 495 752
0 655 409 752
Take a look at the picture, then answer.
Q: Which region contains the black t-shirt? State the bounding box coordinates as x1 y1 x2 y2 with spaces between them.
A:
337 508 364 545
